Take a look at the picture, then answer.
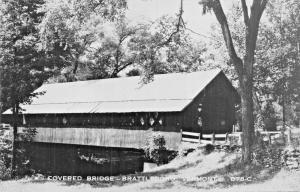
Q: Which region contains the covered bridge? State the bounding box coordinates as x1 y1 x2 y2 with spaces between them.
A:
3 69 239 175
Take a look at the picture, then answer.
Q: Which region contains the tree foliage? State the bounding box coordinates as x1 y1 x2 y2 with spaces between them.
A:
128 16 206 82
0 0 127 178
208 0 300 127
85 18 145 79
38 0 127 81
0 0 54 112
33 0 206 82
144 133 169 165
255 0 300 126
0 126 37 179
64 15 207 81
0 127 12 180
256 0 300 104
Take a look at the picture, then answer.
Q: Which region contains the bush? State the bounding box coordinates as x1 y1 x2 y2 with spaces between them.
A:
0 128 13 180
281 148 300 170
143 133 174 165
0 161 11 180
177 146 195 158
214 144 241 153
251 139 283 169
17 127 36 175
261 101 278 131
0 126 36 179
204 144 215 154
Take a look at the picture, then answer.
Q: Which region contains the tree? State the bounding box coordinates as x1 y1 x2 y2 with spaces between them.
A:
0 0 57 177
39 0 127 81
82 15 205 80
204 3 244 83
85 19 145 79
256 0 300 128
129 15 206 82
207 1 300 129
42 0 205 82
200 0 268 163
0 1 128 177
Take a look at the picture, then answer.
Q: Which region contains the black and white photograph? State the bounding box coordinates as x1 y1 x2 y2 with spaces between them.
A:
0 0 299 191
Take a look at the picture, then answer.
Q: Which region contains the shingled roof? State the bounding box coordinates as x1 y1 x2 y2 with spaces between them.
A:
4 69 227 114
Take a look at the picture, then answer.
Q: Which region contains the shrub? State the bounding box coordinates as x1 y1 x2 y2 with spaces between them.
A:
0 128 13 180
251 139 283 169
0 161 11 180
204 144 215 154
261 101 278 131
281 148 300 170
177 145 195 158
144 133 173 165
0 126 36 179
214 144 241 153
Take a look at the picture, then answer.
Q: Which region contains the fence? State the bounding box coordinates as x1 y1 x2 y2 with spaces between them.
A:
181 131 201 143
181 130 242 145
258 131 285 144
181 130 291 145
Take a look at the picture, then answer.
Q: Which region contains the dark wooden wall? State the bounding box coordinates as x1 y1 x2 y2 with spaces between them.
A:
181 73 238 134
26 142 144 176
10 112 181 133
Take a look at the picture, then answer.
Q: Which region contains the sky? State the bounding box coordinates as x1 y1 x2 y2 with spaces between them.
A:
126 0 235 40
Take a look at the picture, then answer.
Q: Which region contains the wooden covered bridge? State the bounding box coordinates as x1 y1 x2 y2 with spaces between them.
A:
3 69 239 176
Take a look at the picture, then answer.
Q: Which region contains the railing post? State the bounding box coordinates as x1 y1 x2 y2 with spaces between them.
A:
199 132 201 144
238 132 243 145
267 133 271 145
180 129 183 142
287 128 292 146
225 132 229 144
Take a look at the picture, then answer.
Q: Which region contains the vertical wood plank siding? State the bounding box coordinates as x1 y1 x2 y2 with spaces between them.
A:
32 127 181 150
182 73 238 134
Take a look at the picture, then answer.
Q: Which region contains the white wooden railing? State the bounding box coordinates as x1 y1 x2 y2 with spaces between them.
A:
181 130 242 145
181 129 291 145
181 131 201 143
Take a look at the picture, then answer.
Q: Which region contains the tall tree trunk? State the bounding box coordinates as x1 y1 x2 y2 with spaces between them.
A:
0 67 2 124
11 103 19 178
282 92 286 130
0 82 1 125
240 75 254 163
73 58 79 75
